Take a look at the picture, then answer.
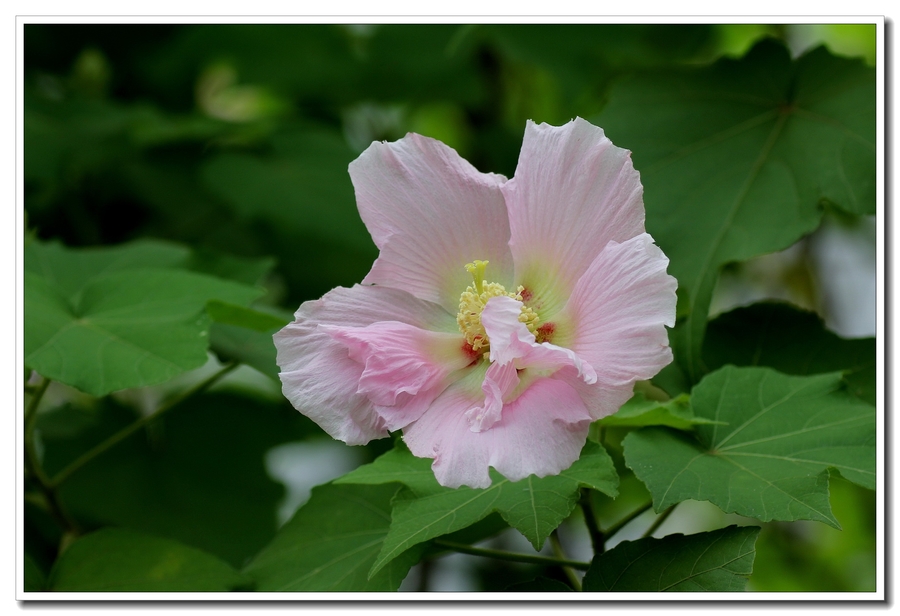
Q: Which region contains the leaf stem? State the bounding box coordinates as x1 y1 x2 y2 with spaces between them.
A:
579 488 605 555
549 530 582 591
24 377 80 536
432 539 591 571
49 361 239 488
642 504 677 539
604 500 654 541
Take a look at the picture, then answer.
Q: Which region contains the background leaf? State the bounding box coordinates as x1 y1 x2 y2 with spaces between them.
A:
703 301 875 404
242 483 423 591
582 525 760 591
597 39 875 381
39 392 318 567
624 367 875 527
48 528 249 591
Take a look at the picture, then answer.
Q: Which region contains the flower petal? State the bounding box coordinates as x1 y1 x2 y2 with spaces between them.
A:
503 118 645 316
561 232 677 390
322 321 472 431
274 285 454 445
481 295 596 382
350 133 514 312
404 376 593 489
464 360 518 433
463 295 597 433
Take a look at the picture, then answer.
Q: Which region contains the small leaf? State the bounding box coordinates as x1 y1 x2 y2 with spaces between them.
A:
207 301 289 332
242 483 423 591
597 393 719 430
703 301 875 404
624 367 875 528
48 528 249 591
582 525 760 591
343 442 618 576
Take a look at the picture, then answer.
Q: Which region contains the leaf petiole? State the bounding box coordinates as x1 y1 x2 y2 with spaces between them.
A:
49 361 240 488
432 538 591 571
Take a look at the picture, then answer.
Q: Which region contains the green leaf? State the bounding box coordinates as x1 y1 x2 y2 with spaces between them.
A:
624 367 875 528
25 268 261 396
242 483 423 591
185 249 276 287
48 528 249 591
40 392 317 568
25 238 190 301
340 442 617 576
206 303 290 380
201 125 373 251
24 554 46 592
597 39 875 381
703 301 876 404
597 393 719 430
582 525 760 591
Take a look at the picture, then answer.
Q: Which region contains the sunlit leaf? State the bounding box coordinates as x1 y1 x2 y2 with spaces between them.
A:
48 528 249 591
597 39 875 381
624 367 875 528
243 483 423 591
582 525 760 591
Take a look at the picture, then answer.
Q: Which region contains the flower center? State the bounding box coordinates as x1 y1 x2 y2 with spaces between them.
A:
456 260 539 353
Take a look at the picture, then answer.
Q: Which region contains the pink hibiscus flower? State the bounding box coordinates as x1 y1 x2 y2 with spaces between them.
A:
274 118 677 489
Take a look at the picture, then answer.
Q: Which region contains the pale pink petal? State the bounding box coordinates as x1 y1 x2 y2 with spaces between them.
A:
274 285 455 445
349 133 514 312
322 321 472 431
464 360 518 433
502 118 645 317
404 376 593 489
561 233 677 391
481 295 596 382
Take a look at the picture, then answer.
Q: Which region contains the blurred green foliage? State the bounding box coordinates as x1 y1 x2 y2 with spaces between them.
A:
23 23 876 593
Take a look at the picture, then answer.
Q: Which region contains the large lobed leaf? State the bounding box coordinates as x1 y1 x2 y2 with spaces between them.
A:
582 525 760 592
336 442 618 576
597 39 875 380
47 528 249 592
624 366 875 528
24 240 263 396
242 483 423 591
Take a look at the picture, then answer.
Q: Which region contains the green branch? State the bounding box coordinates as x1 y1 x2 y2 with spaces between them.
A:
642 504 677 538
604 500 654 541
50 361 239 488
549 529 582 591
432 539 591 571
579 488 605 555
24 377 80 536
